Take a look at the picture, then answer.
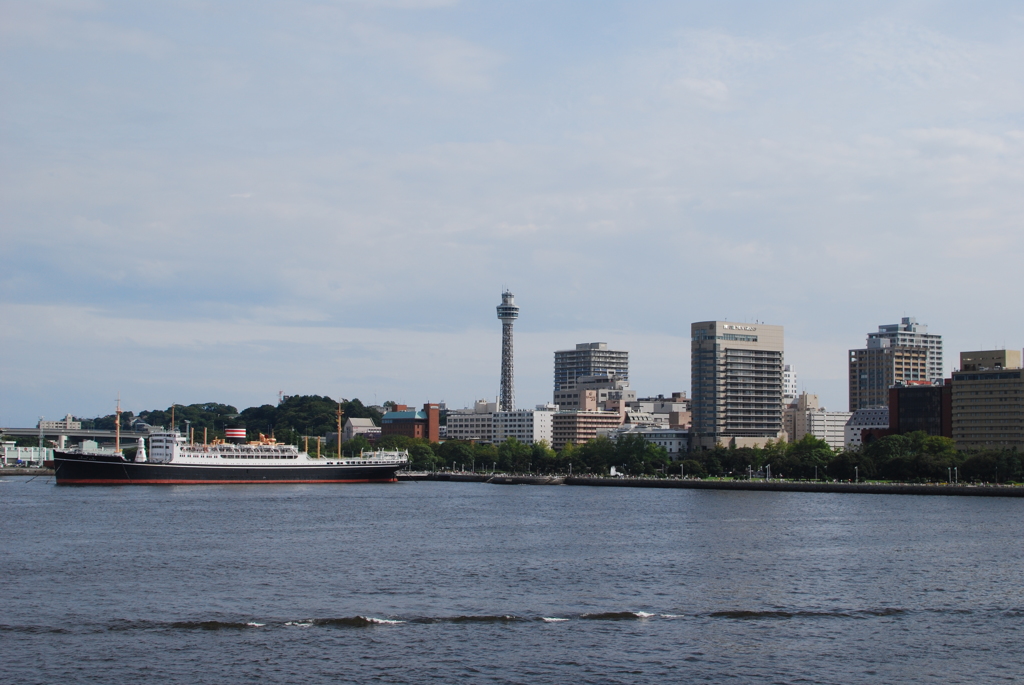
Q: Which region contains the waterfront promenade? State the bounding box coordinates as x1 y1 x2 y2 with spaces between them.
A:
399 472 1024 497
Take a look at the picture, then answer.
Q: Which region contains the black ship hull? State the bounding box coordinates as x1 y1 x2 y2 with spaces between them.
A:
54 452 402 485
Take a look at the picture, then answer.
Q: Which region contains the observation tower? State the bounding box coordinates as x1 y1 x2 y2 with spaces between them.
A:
496 290 519 412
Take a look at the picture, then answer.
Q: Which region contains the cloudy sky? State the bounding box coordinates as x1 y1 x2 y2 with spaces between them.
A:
2 1 1023 425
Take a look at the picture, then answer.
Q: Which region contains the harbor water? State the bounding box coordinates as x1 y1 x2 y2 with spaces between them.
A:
2 477 1023 683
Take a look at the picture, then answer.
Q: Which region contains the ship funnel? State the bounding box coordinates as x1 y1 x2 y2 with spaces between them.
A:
225 425 247 444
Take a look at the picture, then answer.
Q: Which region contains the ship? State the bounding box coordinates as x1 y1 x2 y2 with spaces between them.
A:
54 430 409 485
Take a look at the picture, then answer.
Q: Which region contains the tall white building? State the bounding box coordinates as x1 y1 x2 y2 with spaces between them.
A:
493 405 556 445
783 365 797 401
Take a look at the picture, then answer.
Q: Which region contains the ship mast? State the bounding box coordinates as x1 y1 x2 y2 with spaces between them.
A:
115 393 122 454
342 401 350 458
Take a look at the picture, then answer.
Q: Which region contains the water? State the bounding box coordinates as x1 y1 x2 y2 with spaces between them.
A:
2 477 1023 683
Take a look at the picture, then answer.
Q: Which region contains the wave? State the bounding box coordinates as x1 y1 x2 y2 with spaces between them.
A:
708 609 907 620
0 624 71 634
427 615 527 624
580 611 655 621
171 621 267 630
0 608 921 634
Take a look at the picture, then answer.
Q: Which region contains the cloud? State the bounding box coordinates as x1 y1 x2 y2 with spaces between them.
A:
0 1 173 57
3 3 1024 420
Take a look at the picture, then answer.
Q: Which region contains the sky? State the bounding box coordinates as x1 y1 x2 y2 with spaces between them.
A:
2 0 1023 426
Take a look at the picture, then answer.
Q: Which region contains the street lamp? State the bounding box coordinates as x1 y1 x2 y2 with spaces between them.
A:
855 466 858 483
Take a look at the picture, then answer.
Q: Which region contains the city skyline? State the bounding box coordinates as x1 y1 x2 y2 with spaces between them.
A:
3 2 1024 425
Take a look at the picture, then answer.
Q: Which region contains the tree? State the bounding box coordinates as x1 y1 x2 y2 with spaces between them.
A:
408 441 438 471
680 459 706 478
437 441 475 468
779 434 833 480
530 441 557 473
578 436 617 475
342 435 372 456
498 438 532 472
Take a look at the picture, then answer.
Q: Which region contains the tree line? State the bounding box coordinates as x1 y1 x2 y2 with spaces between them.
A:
682 432 1023 484
75 395 384 442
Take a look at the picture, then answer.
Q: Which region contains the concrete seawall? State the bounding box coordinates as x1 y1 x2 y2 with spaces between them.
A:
400 472 1024 497
0 468 54 477
563 477 1024 497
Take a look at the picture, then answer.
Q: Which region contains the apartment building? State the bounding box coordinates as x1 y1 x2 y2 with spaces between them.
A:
554 342 628 392
551 411 623 451
868 317 944 384
848 346 929 411
690 321 784 450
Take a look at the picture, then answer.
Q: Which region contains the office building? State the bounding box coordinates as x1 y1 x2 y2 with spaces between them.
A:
951 350 1024 451
604 425 690 460
848 346 929 412
493 405 556 445
381 403 440 442
551 411 623 451
960 349 1022 372
554 343 628 392
690 320 785 449
629 393 690 429
784 392 850 450
445 400 497 442
553 372 636 413
844 408 891 448
783 365 797 402
889 384 952 438
868 317 944 384
38 415 82 430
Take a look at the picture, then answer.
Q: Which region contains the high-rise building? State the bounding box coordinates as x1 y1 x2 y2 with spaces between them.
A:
951 350 1024 451
554 343 628 392
690 321 785 450
496 291 519 412
867 317 944 383
848 317 941 412
783 365 797 402
848 346 929 411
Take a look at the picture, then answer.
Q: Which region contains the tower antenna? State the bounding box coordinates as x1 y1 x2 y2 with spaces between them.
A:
496 290 519 412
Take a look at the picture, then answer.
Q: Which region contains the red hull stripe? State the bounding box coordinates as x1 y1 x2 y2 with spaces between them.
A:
57 478 398 485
